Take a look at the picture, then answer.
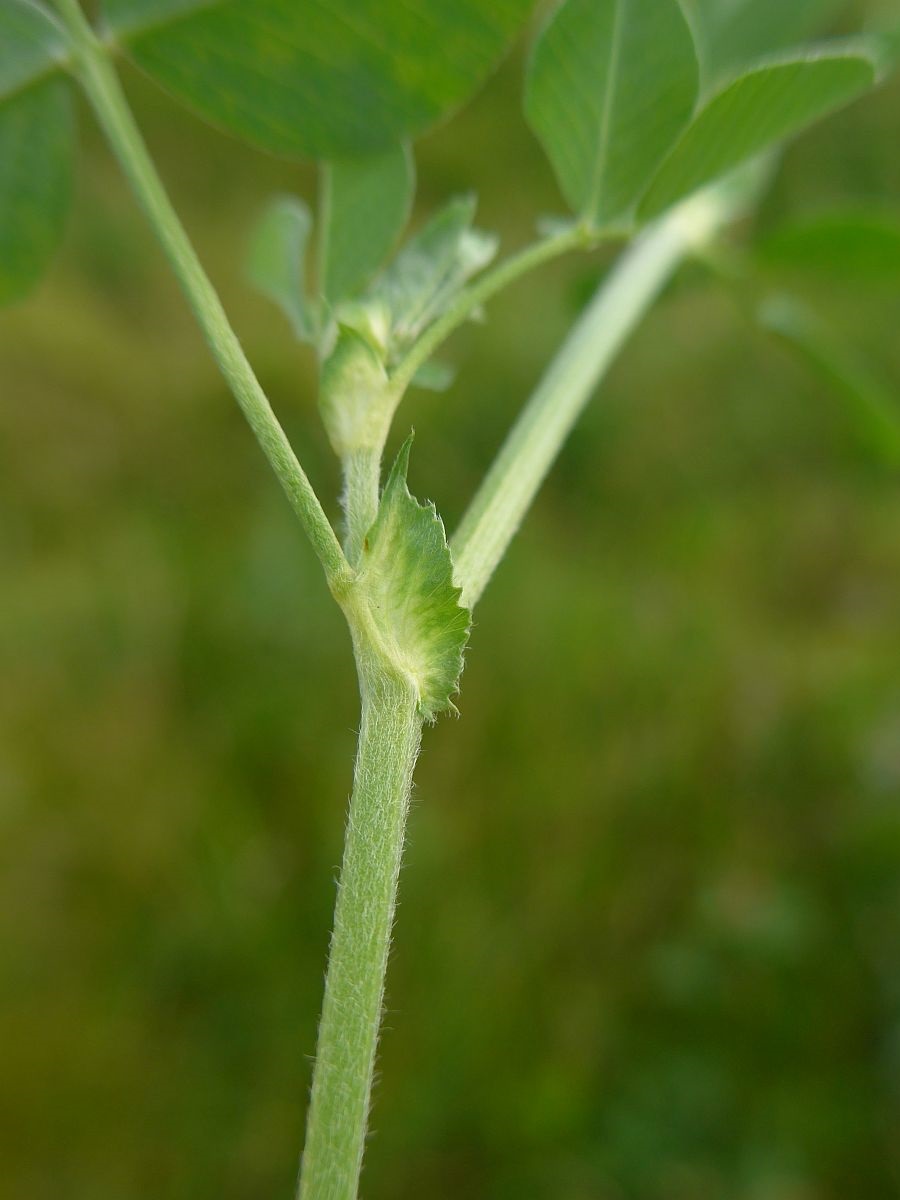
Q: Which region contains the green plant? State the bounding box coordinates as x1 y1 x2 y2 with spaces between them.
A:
1 1 895 1196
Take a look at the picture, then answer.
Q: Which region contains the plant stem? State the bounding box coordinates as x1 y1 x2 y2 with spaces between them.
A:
387 221 595 402
341 447 380 565
451 190 734 609
52 0 351 593
298 657 423 1200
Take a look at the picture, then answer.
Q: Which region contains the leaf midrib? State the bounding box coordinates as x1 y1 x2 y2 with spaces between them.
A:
585 0 624 218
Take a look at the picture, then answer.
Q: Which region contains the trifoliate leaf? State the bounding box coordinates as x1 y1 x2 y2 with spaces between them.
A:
245 195 314 341
638 48 878 220
102 0 533 160
360 436 470 720
524 0 698 226
323 144 415 303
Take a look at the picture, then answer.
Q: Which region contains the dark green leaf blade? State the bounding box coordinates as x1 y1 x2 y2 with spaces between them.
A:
323 145 415 303
103 0 534 160
362 436 470 720
0 0 68 100
0 77 75 305
524 0 698 226
246 194 314 340
639 49 877 221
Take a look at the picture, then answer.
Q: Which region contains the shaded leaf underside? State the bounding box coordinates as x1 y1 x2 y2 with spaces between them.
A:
323 144 415 303
101 0 534 159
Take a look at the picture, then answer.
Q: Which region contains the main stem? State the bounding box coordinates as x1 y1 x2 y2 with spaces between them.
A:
53 0 350 591
298 658 423 1200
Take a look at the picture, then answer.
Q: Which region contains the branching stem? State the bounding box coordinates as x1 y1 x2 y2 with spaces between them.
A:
47 12 744 1196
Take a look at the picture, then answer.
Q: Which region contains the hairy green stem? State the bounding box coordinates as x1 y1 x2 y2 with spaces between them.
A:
298 658 423 1200
53 0 350 592
451 190 734 609
341 448 380 565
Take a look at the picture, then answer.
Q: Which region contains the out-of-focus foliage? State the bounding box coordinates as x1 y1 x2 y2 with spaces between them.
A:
1 3 900 1200
101 0 534 158
684 0 846 78
0 2 75 303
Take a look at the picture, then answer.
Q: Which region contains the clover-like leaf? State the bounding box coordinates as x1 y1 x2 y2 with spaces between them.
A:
0 1 76 306
102 0 534 160
360 436 470 720
525 0 698 227
638 47 878 221
682 0 844 82
322 145 415 304
246 195 314 341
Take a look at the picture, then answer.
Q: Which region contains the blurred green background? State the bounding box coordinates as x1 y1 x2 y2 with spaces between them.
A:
2 5 900 1198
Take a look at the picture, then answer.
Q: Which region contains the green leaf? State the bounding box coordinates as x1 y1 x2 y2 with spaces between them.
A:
360 436 470 720
0 76 75 305
524 0 698 225
759 210 900 281
374 195 498 352
246 195 314 340
639 48 877 221
322 144 415 303
682 0 844 81
0 0 68 100
102 0 534 160
760 294 900 467
412 360 456 392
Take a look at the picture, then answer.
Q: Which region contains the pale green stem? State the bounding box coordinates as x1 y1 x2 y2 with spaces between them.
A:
387 222 595 404
52 0 351 593
336 223 599 565
451 190 734 609
298 659 423 1200
341 447 380 565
